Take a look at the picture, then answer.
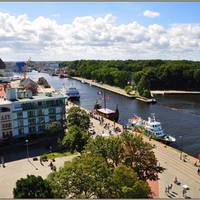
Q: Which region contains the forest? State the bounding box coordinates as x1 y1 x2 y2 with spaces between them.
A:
60 60 200 97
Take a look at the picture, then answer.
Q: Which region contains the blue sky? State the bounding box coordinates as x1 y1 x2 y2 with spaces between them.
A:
0 2 200 61
1 2 200 26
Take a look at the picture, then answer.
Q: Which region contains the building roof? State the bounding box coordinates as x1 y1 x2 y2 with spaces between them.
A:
20 78 38 87
0 92 65 105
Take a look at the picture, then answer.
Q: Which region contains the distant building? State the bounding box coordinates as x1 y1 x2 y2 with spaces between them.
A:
0 81 11 98
19 78 38 94
0 88 66 141
15 62 26 73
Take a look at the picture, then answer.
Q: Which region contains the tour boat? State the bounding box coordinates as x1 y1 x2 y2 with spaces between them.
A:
66 87 80 101
128 113 176 144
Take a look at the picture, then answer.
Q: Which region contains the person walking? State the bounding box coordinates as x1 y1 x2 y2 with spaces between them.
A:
197 167 200 175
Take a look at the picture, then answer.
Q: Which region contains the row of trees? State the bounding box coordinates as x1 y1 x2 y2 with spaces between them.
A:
13 106 164 198
61 59 200 97
14 132 164 198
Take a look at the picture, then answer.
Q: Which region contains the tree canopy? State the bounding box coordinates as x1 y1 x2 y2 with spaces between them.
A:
47 153 151 198
84 132 164 181
62 125 89 153
61 59 200 97
13 175 54 198
67 106 90 131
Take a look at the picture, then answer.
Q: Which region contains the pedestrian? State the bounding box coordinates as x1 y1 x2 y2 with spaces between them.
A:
182 188 186 198
174 176 178 184
170 183 173 190
197 168 200 175
165 186 168 194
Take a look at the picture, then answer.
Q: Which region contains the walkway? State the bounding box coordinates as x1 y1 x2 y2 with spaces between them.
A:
0 155 76 198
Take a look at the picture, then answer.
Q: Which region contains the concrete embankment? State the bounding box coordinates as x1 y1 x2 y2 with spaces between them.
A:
71 77 135 98
71 76 157 103
151 90 200 95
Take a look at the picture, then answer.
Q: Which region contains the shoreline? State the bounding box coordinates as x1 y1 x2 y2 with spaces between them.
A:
71 76 156 103
151 90 200 95
69 102 200 198
71 76 135 98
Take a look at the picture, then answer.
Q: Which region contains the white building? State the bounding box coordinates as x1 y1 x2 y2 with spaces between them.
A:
0 88 66 141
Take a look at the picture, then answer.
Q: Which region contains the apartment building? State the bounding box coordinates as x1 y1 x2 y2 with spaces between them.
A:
0 88 66 140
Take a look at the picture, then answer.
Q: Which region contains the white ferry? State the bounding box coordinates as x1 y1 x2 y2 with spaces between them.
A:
128 113 176 144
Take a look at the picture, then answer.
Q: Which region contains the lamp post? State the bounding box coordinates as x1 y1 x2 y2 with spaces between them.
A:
25 139 29 160
179 136 183 160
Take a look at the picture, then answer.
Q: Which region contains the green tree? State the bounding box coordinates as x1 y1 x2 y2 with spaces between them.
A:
13 175 54 198
85 133 164 181
67 106 90 131
111 164 151 198
62 125 89 153
47 154 112 198
121 132 164 180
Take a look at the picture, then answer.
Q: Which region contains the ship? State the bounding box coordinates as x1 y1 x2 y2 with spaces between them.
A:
65 87 80 101
128 113 176 144
94 91 119 122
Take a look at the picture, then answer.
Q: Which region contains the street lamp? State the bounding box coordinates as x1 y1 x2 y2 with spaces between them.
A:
25 139 29 160
179 136 183 160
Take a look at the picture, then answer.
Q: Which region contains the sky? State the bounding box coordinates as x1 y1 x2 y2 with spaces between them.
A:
0 2 200 61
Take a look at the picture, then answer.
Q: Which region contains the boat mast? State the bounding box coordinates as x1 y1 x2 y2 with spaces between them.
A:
103 91 106 109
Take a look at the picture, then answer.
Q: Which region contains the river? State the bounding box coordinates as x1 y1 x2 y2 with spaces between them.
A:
28 71 200 157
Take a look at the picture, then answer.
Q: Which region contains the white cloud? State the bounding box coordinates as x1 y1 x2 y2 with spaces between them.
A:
0 11 200 61
143 10 160 18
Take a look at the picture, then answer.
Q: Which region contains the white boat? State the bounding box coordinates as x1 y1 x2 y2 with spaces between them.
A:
128 113 176 144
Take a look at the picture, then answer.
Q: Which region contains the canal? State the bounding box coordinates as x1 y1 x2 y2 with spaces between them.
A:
29 71 200 157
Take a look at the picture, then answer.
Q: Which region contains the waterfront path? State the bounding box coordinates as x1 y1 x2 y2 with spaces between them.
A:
0 155 76 198
72 77 135 98
71 102 200 198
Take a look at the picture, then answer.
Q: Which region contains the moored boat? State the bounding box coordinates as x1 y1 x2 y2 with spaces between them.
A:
128 113 176 144
94 91 119 122
66 87 80 101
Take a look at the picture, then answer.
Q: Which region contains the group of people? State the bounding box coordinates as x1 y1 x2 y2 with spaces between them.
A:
165 177 189 198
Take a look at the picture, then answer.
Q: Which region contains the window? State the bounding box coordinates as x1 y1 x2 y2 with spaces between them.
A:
17 112 23 118
49 108 56 114
18 128 24 135
29 126 36 133
28 118 36 125
28 110 35 118
18 119 24 127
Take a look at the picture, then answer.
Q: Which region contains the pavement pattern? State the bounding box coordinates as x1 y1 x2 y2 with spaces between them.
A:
0 155 76 198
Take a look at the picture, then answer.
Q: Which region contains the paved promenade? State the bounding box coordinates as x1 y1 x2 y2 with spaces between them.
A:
0 155 76 198
72 77 134 98
87 110 200 198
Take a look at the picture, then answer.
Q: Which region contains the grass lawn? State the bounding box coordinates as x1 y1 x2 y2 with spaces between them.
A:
43 151 79 159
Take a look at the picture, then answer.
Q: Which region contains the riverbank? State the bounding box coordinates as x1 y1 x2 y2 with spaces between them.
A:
68 102 200 198
71 76 157 103
71 76 135 98
151 90 200 95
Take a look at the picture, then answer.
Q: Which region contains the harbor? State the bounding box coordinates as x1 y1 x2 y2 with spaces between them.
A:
27 70 200 157
1 70 200 198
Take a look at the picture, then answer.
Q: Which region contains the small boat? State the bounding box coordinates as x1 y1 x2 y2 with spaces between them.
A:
81 80 86 84
66 87 80 101
94 91 119 122
128 113 176 144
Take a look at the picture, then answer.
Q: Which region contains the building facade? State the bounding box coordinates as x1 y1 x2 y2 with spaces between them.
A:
0 88 66 141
